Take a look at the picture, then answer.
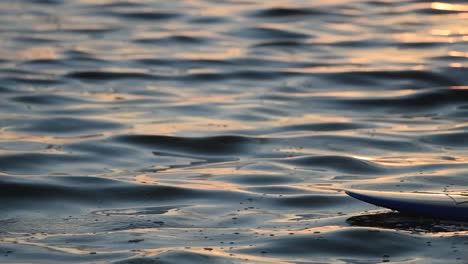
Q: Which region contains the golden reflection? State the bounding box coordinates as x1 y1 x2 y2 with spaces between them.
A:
392 32 445 43
351 155 374 161
156 162 283 176
2 236 103 255
0 126 115 148
17 47 59 61
450 86 468 90
431 29 467 36
303 89 416 98
370 154 468 166
431 29 452 36
449 62 465 68
276 113 350 124
143 246 285 263
0 130 68 145
431 2 468 12
448 51 468 57
180 93 240 104
135 174 158 184
255 225 343 236
424 230 468 237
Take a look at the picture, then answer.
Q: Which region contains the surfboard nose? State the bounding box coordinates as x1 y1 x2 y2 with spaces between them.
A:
345 189 378 205
345 190 361 199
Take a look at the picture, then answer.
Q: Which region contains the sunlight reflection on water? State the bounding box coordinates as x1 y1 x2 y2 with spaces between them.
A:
0 0 467 263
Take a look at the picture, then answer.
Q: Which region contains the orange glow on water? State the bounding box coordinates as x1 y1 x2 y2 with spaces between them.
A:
17 47 59 61
431 2 468 12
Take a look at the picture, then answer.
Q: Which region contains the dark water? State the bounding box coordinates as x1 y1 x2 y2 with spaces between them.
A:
1 0 468 263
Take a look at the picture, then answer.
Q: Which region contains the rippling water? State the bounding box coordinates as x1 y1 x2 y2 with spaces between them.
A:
1 0 468 263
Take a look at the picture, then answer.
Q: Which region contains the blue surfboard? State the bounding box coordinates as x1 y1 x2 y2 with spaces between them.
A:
346 189 468 221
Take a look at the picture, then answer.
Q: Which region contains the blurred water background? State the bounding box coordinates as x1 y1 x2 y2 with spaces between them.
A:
0 0 468 263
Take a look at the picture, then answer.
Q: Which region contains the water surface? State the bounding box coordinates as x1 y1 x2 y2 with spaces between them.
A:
1 0 468 263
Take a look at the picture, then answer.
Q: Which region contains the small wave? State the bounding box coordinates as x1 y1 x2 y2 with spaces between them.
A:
0 86 14 93
13 117 124 134
0 176 206 210
65 71 157 81
4 77 63 86
284 135 424 153
64 27 119 35
326 70 457 87
279 122 375 132
237 228 420 258
184 70 302 82
114 251 234 264
229 27 311 39
340 88 468 110
249 7 328 18
421 132 468 147
280 155 386 174
135 35 212 45
101 11 180 21
23 0 63 4
13 36 58 44
11 94 85 105
415 8 468 15
114 134 263 156
253 40 310 49
0 153 91 174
